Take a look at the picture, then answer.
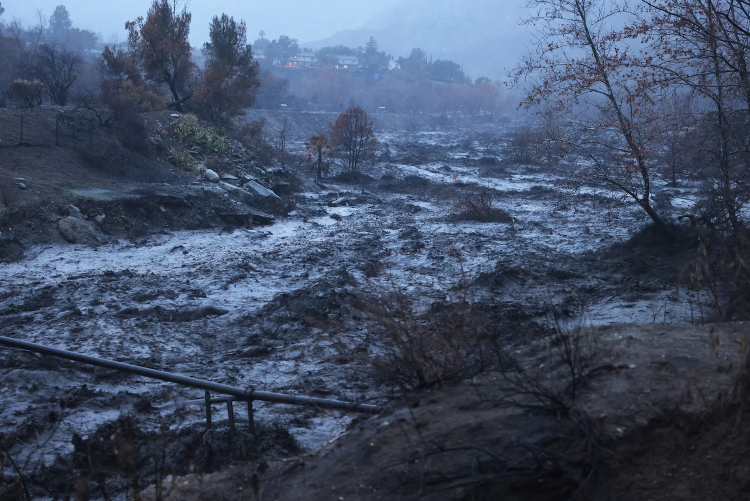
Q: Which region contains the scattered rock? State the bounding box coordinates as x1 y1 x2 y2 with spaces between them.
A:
0 239 24 262
68 205 84 219
203 169 220 183
94 214 105 223
17 183 27 190
220 174 239 181
330 197 352 207
243 180 282 204
329 213 343 221
22 287 56 311
219 182 255 205
58 216 105 246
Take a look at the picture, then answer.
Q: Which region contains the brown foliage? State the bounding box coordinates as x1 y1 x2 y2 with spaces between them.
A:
329 105 377 176
127 0 194 108
192 66 259 125
304 134 331 181
193 13 260 125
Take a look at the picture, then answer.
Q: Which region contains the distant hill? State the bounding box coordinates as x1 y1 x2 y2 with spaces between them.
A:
304 0 530 81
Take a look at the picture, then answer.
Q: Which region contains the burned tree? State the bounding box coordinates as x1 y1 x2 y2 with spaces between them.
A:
513 0 669 230
33 43 82 106
305 134 331 181
329 105 377 178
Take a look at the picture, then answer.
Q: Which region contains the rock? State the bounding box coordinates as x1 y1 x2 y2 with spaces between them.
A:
58 216 105 246
219 182 255 204
217 209 275 226
68 205 84 219
330 213 343 221
95 214 105 223
203 169 220 183
243 180 283 211
331 197 352 207
220 173 239 181
0 239 24 262
17 183 27 190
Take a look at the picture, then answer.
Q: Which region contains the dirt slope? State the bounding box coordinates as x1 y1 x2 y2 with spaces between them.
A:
142 322 750 501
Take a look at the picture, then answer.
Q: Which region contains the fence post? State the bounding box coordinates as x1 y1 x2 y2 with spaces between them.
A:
227 400 236 435
205 391 212 429
247 400 255 433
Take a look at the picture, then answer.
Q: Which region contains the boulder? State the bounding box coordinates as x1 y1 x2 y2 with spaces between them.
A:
331 197 352 207
203 169 220 183
68 205 84 219
58 216 105 245
243 180 283 210
219 182 255 205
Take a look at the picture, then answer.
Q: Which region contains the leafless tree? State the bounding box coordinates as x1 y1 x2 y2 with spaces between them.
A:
33 43 82 106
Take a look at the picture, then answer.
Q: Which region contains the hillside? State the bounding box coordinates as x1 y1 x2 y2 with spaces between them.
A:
142 322 750 500
304 0 528 80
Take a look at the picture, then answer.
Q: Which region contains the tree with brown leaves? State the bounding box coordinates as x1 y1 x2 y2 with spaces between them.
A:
193 13 260 125
329 105 377 178
513 0 668 230
127 0 193 110
305 134 331 181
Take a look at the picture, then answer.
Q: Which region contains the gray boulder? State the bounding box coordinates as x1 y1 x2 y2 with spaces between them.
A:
219 182 255 205
58 217 105 245
203 169 220 183
243 180 282 207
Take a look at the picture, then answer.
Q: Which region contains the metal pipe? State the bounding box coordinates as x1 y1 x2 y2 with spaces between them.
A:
0 336 382 414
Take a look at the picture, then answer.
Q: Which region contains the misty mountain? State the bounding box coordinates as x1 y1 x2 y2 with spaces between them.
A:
304 0 529 81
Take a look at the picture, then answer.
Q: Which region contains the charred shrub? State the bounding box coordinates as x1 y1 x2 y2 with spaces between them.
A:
349 282 494 389
238 118 274 164
78 139 123 170
451 184 511 222
0 180 19 207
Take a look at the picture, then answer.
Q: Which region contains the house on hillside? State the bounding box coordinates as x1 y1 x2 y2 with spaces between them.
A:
274 52 319 68
334 55 358 70
291 52 318 68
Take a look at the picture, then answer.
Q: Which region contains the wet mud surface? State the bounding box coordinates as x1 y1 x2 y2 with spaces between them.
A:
0 118 703 498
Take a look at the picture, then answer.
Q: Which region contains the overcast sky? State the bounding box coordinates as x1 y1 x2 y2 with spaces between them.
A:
1 0 405 45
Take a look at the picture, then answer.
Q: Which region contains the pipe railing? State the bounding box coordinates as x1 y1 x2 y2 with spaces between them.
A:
0 336 383 433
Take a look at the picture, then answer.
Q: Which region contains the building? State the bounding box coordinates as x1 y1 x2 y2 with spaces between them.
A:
334 55 359 70
291 52 318 68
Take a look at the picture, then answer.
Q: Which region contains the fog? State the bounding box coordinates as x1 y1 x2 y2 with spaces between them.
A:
3 0 408 45
2 0 528 78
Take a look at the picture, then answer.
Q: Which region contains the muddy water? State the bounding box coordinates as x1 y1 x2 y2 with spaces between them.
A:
0 123 700 483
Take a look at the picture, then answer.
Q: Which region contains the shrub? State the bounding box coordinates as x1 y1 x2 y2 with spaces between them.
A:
451 184 511 222
172 114 231 155
345 271 493 389
0 180 19 207
238 118 274 164
167 147 198 172
11 79 44 108
79 139 123 169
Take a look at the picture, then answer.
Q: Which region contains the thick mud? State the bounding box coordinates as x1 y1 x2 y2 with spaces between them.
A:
0 115 703 498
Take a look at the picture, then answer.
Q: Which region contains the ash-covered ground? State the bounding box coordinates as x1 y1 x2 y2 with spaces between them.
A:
0 115 703 497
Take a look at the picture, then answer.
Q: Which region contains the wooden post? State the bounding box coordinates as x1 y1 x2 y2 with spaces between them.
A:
205 391 212 428
227 400 236 435
247 400 255 433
